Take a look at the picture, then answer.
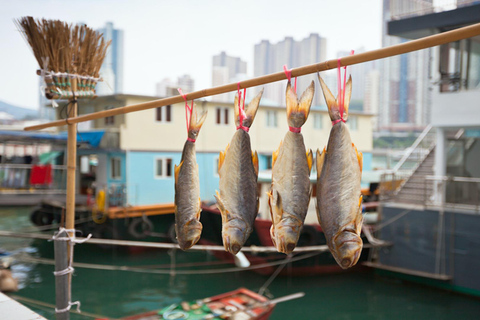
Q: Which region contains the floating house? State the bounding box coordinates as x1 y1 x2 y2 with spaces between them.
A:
57 92 374 209
370 1 480 297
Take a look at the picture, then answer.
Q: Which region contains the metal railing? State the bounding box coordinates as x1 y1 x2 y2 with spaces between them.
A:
0 164 66 193
381 174 480 211
390 0 478 20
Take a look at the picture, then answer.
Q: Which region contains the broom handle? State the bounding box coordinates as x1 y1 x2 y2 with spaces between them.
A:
25 22 480 132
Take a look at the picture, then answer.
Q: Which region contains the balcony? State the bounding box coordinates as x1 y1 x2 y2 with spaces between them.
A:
387 0 480 39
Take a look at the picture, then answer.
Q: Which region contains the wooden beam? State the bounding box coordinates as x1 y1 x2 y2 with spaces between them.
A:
25 22 480 132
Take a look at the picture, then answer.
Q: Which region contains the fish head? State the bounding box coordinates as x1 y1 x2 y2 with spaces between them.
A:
223 225 248 255
332 228 363 269
273 220 301 254
177 219 203 250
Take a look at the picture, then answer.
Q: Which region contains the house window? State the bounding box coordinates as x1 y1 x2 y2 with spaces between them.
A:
155 158 173 178
266 110 278 127
110 157 121 180
265 155 272 170
216 107 229 124
313 114 323 130
348 116 358 131
105 115 115 125
156 105 172 122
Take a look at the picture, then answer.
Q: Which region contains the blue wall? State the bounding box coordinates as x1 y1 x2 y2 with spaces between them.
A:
126 151 220 205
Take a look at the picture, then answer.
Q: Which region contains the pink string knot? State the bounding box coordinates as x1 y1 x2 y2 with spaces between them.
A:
289 126 301 133
178 88 195 141
333 50 354 126
236 82 248 132
283 65 297 93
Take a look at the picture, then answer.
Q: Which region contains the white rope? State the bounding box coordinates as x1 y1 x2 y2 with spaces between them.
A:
51 227 91 314
55 301 81 314
53 266 74 276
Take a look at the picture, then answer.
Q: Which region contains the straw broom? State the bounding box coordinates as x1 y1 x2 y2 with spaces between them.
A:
16 16 110 320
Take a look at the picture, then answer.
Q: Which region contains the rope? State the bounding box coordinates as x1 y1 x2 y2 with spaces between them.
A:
16 251 323 275
0 230 390 252
178 88 195 142
283 64 297 93
50 227 92 314
236 82 248 132
9 295 109 319
333 50 354 125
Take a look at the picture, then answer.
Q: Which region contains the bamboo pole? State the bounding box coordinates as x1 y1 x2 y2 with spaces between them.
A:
25 22 480 132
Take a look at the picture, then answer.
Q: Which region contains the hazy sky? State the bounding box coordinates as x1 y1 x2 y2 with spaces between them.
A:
0 0 382 109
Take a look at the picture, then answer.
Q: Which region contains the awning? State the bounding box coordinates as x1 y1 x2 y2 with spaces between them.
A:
58 130 106 148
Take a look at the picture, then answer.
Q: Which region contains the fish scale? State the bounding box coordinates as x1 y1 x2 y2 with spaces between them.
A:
215 89 264 255
268 81 315 254
316 75 364 269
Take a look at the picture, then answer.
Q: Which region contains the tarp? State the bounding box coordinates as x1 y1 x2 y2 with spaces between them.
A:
58 130 106 148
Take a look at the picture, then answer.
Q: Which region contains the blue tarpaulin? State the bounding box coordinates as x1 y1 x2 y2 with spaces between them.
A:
58 130 106 147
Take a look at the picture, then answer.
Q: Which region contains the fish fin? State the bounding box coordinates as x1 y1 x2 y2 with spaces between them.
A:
268 191 277 246
252 151 259 176
218 144 229 171
343 76 352 121
355 195 364 233
352 143 363 172
268 189 283 224
174 161 183 182
317 74 340 122
196 197 202 220
316 147 326 180
242 88 264 128
215 191 229 224
286 81 314 128
306 149 313 173
188 103 208 140
272 141 282 168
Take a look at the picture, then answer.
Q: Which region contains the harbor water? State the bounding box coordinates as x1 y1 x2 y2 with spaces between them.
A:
1 207 480 319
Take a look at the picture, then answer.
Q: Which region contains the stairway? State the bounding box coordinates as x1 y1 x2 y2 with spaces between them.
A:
393 148 435 205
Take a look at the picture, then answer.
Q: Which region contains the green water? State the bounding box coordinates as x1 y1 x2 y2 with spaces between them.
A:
1 207 480 320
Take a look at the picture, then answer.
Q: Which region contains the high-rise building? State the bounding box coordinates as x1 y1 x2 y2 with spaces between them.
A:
379 0 431 132
212 52 247 102
96 22 124 96
156 75 195 97
254 34 327 106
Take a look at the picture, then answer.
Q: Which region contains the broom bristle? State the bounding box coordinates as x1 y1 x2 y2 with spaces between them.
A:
16 16 111 78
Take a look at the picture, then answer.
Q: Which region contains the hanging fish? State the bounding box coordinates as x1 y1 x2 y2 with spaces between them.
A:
215 89 264 255
174 103 207 250
268 81 315 254
316 75 363 269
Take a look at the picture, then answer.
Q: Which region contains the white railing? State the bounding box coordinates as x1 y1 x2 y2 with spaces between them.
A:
392 124 436 174
390 0 477 20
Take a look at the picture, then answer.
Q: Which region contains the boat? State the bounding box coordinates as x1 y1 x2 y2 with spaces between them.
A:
106 288 276 320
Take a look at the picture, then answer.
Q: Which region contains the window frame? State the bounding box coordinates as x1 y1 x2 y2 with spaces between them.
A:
313 113 323 130
155 105 172 123
110 157 122 180
154 157 173 179
266 110 278 128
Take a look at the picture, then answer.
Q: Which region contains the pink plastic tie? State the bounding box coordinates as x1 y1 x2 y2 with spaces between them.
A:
236 82 248 132
333 50 354 126
289 126 301 133
178 88 195 142
283 65 297 93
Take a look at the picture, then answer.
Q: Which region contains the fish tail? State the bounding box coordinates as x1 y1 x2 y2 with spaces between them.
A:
317 74 352 122
235 88 264 128
286 81 315 128
188 103 207 140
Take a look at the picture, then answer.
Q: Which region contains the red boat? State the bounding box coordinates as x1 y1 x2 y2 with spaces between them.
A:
108 288 275 320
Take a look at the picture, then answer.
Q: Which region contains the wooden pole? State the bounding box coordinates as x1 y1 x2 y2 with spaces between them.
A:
54 229 69 320
66 77 77 240
24 22 480 132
